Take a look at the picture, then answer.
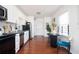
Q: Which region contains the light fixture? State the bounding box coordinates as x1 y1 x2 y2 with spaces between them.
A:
36 11 41 15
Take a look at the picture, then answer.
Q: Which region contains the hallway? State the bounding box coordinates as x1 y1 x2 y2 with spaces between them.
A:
18 36 69 54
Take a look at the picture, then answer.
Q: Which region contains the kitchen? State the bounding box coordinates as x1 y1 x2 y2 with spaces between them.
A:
1 5 79 54
0 5 31 54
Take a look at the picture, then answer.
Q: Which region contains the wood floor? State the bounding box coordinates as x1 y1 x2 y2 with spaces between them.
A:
18 36 69 54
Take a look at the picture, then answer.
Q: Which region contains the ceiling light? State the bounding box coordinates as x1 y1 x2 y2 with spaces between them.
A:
36 12 41 15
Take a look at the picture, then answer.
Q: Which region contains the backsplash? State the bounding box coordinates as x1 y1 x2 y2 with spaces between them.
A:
0 21 16 33
0 20 23 34
0 21 5 33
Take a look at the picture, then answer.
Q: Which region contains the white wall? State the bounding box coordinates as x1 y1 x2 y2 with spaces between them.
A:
53 6 79 54
69 6 79 54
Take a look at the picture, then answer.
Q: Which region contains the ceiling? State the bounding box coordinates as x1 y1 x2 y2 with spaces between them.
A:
17 5 62 18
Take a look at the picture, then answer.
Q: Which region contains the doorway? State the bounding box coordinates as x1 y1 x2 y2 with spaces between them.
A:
34 18 45 37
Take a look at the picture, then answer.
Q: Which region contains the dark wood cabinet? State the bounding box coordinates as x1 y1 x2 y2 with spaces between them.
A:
0 34 15 54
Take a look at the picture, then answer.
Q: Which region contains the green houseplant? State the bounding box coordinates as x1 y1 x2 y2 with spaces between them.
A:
46 23 51 35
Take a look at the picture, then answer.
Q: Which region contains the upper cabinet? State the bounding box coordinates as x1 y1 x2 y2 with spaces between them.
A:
2 5 26 25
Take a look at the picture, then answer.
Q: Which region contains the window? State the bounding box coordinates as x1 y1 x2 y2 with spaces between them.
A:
58 12 69 36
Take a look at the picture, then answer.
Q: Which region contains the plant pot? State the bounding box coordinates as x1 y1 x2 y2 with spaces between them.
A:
48 34 57 48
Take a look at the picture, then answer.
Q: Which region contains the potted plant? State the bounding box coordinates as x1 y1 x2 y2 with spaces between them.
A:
46 23 57 48
46 23 51 35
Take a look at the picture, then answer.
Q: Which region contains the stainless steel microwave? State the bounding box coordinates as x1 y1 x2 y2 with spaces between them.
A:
0 5 7 20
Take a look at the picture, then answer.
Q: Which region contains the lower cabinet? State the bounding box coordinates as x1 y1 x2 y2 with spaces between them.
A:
0 31 29 54
15 34 20 53
24 31 29 44
0 34 15 54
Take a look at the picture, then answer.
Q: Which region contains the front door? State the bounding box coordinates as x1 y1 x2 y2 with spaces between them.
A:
34 18 44 36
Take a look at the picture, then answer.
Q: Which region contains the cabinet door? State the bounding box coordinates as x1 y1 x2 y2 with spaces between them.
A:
15 34 20 53
0 35 15 54
24 31 29 44
20 33 24 48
